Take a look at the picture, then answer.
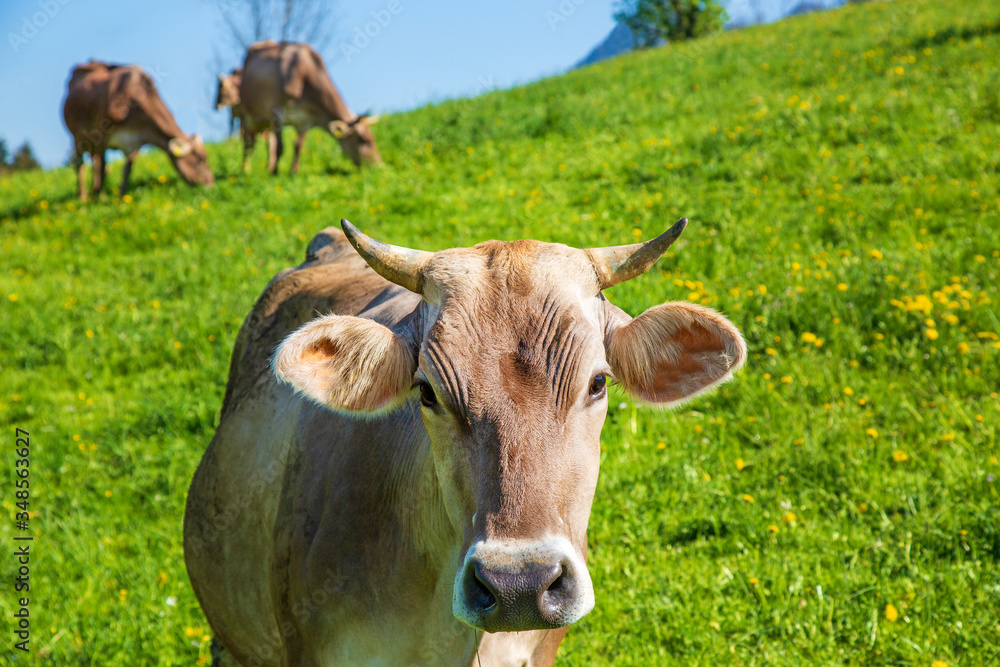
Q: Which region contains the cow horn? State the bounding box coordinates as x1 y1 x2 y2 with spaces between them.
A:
586 218 688 290
341 219 431 295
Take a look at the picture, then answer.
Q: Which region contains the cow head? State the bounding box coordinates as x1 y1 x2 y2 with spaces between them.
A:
274 219 745 633
329 115 382 167
215 70 241 110
167 134 214 187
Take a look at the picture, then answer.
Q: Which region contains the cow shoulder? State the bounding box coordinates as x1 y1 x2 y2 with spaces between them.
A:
220 227 388 416
106 66 149 122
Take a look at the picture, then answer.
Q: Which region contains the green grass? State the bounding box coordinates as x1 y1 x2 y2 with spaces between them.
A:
2 0 999 663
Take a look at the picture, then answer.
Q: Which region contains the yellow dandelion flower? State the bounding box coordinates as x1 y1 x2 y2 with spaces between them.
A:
931 661 949 667
857 502 868 513
892 450 910 463
86 330 94 338
742 494 754 503
926 329 939 340
749 577 759 585
802 332 817 343
780 376 793 384
736 458 746 471
843 387 854 396
837 283 848 291
656 442 666 450
104 490 112 497
885 604 899 622
122 194 133 203
783 511 797 524
157 572 168 586
768 524 779 533
865 428 878 439
869 249 883 259
958 342 970 353
814 338 823 348
8 293 18 302
765 348 777 356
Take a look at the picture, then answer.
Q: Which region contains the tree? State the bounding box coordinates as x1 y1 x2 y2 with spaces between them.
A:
214 0 338 53
11 142 40 171
0 139 8 168
614 0 728 48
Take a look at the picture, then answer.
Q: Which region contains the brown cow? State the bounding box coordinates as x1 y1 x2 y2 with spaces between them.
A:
239 40 381 174
63 61 213 201
184 218 746 666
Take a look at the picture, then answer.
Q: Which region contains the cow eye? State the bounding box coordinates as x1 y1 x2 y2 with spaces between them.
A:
589 374 607 399
417 381 437 408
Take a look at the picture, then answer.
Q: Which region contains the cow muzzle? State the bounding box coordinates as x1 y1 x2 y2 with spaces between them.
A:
453 537 594 632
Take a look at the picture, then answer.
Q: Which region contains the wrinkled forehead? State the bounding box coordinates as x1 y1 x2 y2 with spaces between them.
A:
420 240 607 360
422 239 601 305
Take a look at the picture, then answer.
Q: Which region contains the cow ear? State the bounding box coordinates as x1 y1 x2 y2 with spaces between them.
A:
606 302 746 407
329 120 349 138
168 138 191 157
273 315 416 413
361 114 380 126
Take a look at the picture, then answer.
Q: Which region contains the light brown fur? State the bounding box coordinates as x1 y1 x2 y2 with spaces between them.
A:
63 61 213 201
238 41 381 174
185 224 745 666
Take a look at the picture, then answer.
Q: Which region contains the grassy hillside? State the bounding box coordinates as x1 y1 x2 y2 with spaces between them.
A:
2 0 998 663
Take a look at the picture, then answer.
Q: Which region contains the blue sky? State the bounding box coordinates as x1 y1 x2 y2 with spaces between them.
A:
0 0 814 167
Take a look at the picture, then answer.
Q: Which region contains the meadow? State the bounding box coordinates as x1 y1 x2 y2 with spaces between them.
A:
1 0 998 663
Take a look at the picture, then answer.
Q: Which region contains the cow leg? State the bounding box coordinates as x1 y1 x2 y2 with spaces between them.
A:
268 118 283 175
242 128 256 174
121 150 139 197
72 149 88 202
291 130 305 175
91 150 106 198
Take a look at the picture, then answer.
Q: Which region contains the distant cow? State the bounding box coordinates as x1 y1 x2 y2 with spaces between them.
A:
184 218 746 666
215 67 243 136
63 61 213 201
239 40 381 174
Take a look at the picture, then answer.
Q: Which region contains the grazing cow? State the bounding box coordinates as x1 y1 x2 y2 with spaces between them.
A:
63 61 213 201
184 218 745 666
215 67 243 136
238 40 381 174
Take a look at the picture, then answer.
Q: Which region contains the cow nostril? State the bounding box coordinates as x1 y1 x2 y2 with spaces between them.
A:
539 565 573 618
471 571 497 612
547 570 567 594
